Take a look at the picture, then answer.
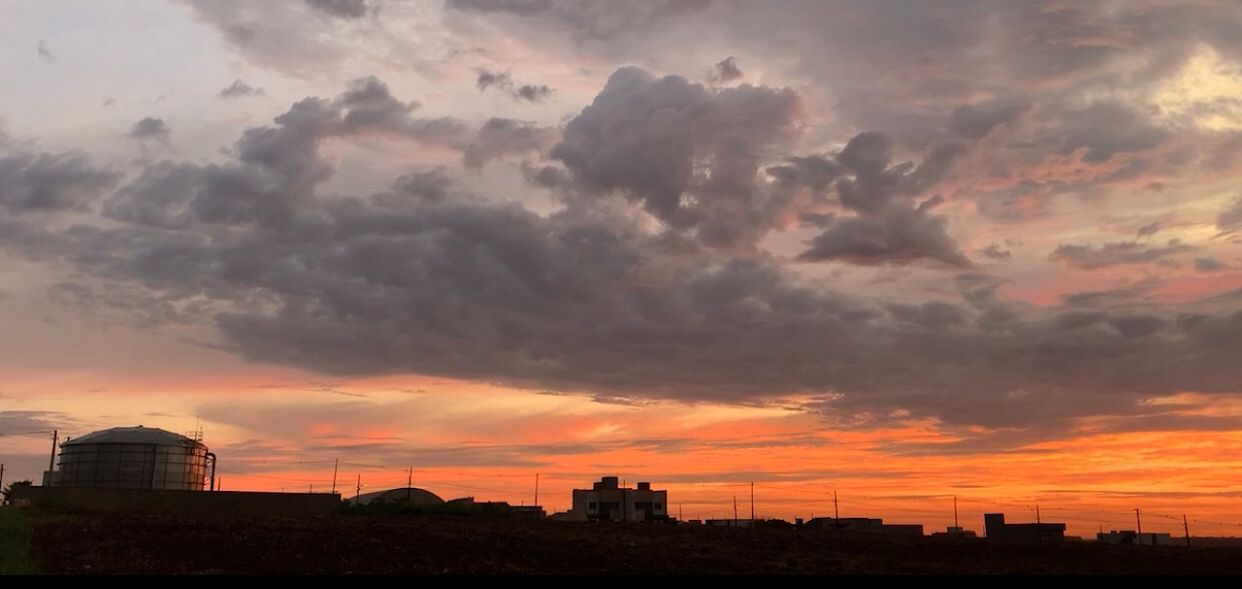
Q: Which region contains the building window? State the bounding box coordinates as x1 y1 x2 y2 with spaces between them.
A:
655 503 662 509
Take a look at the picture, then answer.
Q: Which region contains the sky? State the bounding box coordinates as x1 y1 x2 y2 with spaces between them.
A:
2 0 1242 538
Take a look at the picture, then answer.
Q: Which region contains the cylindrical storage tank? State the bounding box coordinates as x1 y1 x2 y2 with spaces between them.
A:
54 426 210 491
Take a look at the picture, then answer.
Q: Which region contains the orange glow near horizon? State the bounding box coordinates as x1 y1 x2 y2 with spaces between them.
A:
7 374 1241 540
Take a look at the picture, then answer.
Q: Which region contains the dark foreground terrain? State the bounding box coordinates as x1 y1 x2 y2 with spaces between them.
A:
20 512 1242 574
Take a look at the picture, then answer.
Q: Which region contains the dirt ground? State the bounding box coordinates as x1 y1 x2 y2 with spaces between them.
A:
27 513 1242 575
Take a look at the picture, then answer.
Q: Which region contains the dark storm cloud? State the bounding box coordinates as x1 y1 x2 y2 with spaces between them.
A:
552 66 804 247
129 118 172 143
0 146 118 214
305 0 369 19
7 68 1242 445
218 80 265 99
1050 240 1196 270
792 132 972 268
709 57 743 84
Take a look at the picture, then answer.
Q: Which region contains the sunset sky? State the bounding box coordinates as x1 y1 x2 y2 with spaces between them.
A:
2 0 1242 538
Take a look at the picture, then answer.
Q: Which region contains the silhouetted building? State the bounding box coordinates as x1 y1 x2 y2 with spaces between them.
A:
1097 530 1173 546
706 518 757 528
984 513 1066 542
355 487 445 506
552 476 668 522
931 526 978 539
447 497 546 518
804 517 925 537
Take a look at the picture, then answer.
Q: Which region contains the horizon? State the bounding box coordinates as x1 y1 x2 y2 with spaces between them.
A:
3 0 1242 543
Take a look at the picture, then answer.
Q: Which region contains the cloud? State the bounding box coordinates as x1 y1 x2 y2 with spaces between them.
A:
980 244 1012 260
1051 240 1196 270
463 118 560 168
0 146 118 214
552 66 804 247
7 63 1242 446
129 118 172 143
304 0 369 19
476 69 555 103
791 131 972 267
708 56 743 84
1195 257 1226 272
948 101 1028 139
445 0 712 39
1218 196 1242 234
218 80 265 99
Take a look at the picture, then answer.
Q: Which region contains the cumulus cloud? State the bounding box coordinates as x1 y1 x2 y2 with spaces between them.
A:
1051 240 1197 270
7 45 1242 447
0 144 117 214
708 56 744 84
218 80 265 99
129 118 172 143
793 132 972 267
553 66 804 247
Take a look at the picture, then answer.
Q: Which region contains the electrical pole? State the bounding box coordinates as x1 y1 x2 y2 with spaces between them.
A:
833 490 839 521
356 475 362 506
679 503 683 522
1183 515 1191 547
953 495 959 529
407 467 413 501
48 430 58 475
733 495 738 526
535 473 540 508
1036 505 1041 524
0 463 5 497
331 459 339 494
1135 509 1142 535
750 481 755 521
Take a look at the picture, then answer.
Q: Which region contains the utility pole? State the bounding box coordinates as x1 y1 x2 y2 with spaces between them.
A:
355 475 362 506
733 495 739 526
1135 509 1142 535
1 463 5 496
1036 505 1041 524
48 430 58 474
679 503 683 522
535 473 540 508
1183 515 1191 547
407 467 413 501
953 495 959 529
331 459 339 494
750 481 755 521
833 490 839 521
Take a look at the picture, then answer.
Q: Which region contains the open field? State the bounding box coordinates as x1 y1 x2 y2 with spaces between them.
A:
14 512 1242 575
0 508 37 575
